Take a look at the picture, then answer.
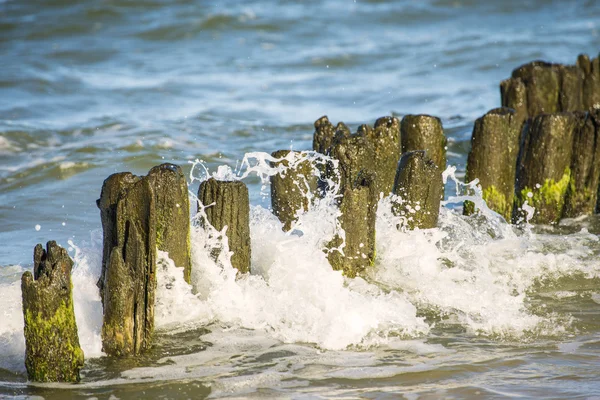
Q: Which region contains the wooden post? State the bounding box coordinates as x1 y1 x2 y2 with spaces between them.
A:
500 77 528 127
363 116 402 197
392 151 443 229
198 178 251 273
556 65 584 112
270 150 318 231
97 163 191 356
329 133 376 195
465 108 521 220
511 61 560 116
400 114 447 171
327 172 378 278
21 241 84 382
563 110 600 218
514 113 578 224
577 53 600 110
313 115 351 155
102 177 156 356
147 164 191 282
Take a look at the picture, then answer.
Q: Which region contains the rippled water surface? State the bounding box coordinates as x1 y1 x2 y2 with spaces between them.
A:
1 0 600 398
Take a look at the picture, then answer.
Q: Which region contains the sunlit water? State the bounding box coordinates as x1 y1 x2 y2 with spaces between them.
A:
1 0 600 398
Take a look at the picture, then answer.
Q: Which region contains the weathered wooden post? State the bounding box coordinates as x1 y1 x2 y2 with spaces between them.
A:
577 53 600 110
392 151 443 229
514 113 578 224
563 110 600 218
500 76 528 127
101 176 156 356
511 61 560 116
313 115 351 155
363 116 402 197
400 114 447 171
329 133 376 193
198 178 251 273
270 150 318 231
327 172 378 278
21 241 84 382
556 65 584 112
147 164 191 282
464 108 521 220
97 163 191 356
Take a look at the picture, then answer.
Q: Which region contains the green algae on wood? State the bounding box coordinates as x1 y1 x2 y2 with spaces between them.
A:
400 114 447 172
563 110 600 218
511 61 560 116
21 241 84 382
198 178 251 273
465 107 521 220
326 172 378 278
363 116 402 197
270 150 318 231
514 113 578 224
392 151 443 229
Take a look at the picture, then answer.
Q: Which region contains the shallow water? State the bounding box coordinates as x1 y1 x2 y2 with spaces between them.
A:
1 0 600 398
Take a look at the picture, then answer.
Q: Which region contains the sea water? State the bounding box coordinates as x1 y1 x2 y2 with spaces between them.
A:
1 0 600 398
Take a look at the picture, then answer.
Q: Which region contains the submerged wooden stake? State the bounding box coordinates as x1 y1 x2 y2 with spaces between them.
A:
21 241 84 382
198 178 251 273
392 151 443 229
465 108 521 220
400 114 447 171
270 150 318 231
563 110 600 218
327 172 378 278
514 113 578 224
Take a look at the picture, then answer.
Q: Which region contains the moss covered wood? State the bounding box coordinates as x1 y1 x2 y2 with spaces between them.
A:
198 178 251 273
270 150 318 231
514 113 578 224
392 151 443 229
363 116 402 197
563 110 600 218
102 177 157 356
146 164 191 282
326 172 378 278
21 241 84 382
465 108 521 220
400 114 447 171
511 61 560 116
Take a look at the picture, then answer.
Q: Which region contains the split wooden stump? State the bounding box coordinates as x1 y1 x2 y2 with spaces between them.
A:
21 241 84 382
97 163 190 356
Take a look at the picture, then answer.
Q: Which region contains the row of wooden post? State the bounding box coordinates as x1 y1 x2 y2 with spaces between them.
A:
467 53 600 224
20 52 599 382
